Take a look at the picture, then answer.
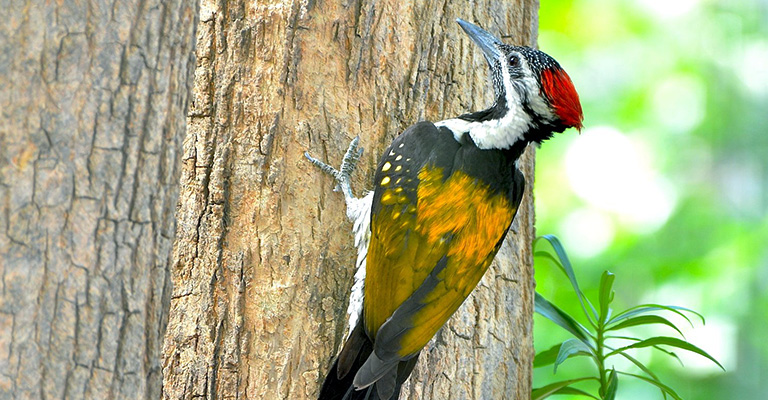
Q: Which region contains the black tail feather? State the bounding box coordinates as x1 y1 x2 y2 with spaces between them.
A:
318 321 420 400
319 322 373 400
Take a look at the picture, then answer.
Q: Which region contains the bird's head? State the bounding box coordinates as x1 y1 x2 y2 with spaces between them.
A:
455 19 583 148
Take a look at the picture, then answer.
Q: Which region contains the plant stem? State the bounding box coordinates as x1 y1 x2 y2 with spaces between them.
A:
597 320 607 398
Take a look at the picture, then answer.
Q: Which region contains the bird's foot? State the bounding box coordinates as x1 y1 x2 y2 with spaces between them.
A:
304 136 364 200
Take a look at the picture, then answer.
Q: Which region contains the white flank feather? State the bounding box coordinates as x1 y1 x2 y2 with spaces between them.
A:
342 191 373 339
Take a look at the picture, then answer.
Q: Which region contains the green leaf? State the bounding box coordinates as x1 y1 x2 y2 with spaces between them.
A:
535 341 593 369
604 335 641 343
604 369 619 400
652 345 685 367
534 343 563 368
606 315 685 338
535 292 594 345
555 339 593 373
607 336 724 370
535 235 599 324
532 377 599 400
617 371 683 400
598 271 615 324
545 386 599 399
611 349 668 400
609 304 704 327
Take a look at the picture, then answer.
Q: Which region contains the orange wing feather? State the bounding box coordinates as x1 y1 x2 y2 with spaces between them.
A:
364 165 517 357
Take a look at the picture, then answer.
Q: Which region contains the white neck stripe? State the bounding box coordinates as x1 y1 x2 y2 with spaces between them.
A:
435 51 556 150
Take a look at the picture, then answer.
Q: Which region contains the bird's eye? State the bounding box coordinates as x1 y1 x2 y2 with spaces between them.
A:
508 55 520 67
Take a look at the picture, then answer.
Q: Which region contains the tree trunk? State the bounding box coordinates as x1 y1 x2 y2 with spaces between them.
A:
0 1 198 399
162 0 538 399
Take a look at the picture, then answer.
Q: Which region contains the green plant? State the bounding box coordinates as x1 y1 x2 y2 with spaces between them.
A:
532 235 724 400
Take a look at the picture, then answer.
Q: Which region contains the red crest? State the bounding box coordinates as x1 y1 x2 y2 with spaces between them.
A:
540 67 584 131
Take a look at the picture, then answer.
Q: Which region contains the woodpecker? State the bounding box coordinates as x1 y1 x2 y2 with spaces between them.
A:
306 19 583 400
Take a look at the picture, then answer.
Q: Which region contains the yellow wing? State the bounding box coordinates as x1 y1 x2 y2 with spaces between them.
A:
364 164 519 358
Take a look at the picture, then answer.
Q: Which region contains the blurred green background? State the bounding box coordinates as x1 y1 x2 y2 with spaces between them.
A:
533 0 768 398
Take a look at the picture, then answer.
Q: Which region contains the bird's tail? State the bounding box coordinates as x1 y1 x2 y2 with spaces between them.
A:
318 319 419 400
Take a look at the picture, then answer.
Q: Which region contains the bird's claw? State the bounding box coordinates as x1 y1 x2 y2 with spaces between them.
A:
340 136 364 181
305 136 364 199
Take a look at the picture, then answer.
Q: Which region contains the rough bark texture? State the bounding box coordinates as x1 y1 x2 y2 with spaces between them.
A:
162 0 538 399
0 1 198 398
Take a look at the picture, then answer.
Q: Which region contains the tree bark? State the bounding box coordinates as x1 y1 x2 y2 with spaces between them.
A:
162 0 538 399
0 1 198 399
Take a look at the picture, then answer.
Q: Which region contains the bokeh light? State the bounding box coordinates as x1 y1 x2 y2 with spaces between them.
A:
534 0 768 398
564 126 677 231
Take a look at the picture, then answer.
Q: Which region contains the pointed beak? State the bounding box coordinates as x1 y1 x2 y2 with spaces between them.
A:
456 18 503 67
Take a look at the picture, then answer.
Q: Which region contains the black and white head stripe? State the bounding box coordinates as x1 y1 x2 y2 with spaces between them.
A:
512 46 562 77
436 20 582 149
436 45 560 149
